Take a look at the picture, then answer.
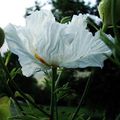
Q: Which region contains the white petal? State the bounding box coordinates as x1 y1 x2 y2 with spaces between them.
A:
5 24 47 77
70 14 88 28
34 14 88 66
60 30 112 68
26 10 55 40
34 13 112 68
35 21 67 65
19 53 41 77
5 11 55 76
57 13 112 67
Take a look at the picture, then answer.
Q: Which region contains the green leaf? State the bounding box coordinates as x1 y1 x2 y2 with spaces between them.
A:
98 0 120 27
5 52 12 66
100 30 120 65
100 30 115 50
10 68 21 80
0 96 11 120
55 82 70 101
14 91 34 103
60 16 71 24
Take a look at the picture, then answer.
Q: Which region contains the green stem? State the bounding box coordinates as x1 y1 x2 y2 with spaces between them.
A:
102 24 108 32
55 69 63 87
50 67 57 120
71 75 92 120
54 69 63 120
55 93 58 120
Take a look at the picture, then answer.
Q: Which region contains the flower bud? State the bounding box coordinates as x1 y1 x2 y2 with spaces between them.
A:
0 27 5 48
98 0 120 28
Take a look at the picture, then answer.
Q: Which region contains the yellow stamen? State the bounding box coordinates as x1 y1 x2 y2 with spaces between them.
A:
35 53 49 66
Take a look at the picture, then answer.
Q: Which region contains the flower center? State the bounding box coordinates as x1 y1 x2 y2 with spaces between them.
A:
35 53 49 66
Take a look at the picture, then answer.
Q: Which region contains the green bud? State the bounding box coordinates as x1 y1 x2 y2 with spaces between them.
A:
98 0 120 29
0 27 5 48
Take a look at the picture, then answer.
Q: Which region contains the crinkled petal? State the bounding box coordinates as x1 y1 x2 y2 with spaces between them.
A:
26 10 55 42
57 14 113 68
60 31 112 68
35 21 67 66
5 24 47 77
34 13 112 68
5 10 55 77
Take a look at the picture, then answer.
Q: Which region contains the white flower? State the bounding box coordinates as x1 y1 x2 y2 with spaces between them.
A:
5 10 113 77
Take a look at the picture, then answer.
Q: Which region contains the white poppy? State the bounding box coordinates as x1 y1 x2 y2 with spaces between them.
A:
5 10 113 77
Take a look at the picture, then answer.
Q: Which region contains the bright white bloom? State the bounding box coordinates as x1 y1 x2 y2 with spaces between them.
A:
5 10 113 77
